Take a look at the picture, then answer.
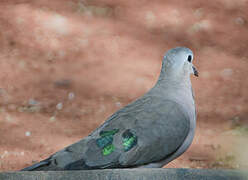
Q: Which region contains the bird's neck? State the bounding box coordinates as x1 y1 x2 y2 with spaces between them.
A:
157 70 192 90
154 69 195 108
154 73 195 121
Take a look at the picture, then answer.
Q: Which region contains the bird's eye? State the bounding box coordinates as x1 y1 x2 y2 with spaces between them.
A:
187 55 192 63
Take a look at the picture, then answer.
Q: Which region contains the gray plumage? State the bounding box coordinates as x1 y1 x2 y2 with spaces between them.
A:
21 47 198 171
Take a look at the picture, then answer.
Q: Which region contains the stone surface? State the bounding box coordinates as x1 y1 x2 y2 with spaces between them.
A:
0 169 247 180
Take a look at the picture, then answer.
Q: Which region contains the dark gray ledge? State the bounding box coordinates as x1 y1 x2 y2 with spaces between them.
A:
0 168 247 180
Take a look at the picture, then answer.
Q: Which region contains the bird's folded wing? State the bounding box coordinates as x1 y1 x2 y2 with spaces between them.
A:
83 97 190 168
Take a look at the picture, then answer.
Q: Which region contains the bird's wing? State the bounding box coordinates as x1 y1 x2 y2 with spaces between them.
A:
81 96 190 168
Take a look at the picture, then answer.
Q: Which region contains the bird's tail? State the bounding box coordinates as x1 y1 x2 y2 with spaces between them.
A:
21 161 49 171
21 157 63 171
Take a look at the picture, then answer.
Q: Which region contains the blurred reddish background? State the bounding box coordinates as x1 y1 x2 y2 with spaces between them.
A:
0 0 248 171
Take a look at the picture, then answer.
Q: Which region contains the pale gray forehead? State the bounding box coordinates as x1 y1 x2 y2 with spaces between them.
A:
164 47 193 58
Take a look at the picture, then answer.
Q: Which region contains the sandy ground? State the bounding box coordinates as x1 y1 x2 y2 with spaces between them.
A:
0 0 248 171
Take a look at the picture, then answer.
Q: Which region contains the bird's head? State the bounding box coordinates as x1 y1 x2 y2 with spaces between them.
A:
161 47 198 79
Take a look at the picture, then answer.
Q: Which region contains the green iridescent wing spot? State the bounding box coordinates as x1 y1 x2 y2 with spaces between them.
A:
122 129 137 152
96 129 119 156
96 136 113 148
102 144 115 156
100 129 119 137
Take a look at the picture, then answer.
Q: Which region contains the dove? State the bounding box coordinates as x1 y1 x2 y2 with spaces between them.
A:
21 47 198 171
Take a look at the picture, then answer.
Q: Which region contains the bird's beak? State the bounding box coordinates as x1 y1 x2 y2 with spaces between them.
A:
192 66 198 77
